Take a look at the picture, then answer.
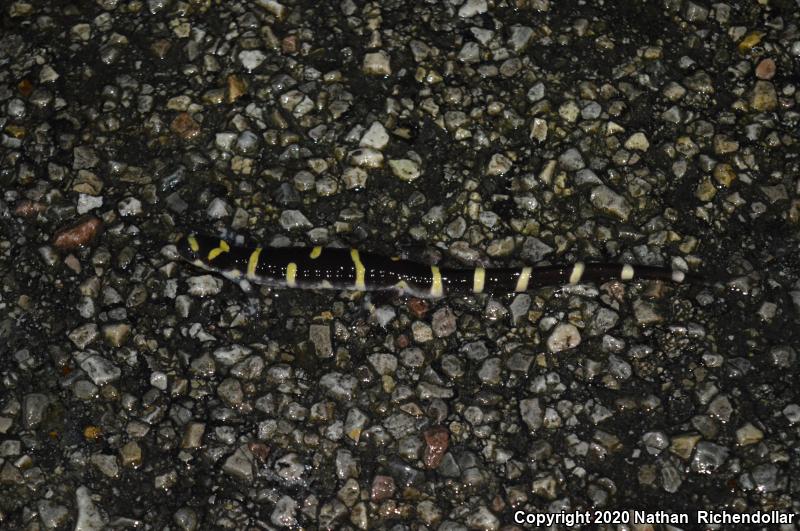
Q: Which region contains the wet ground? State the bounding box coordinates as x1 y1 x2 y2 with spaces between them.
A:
1 0 800 529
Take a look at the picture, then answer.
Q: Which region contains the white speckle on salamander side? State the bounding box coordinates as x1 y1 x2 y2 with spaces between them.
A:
473 267 485 293
515 266 532 292
286 262 298 287
430 266 443 297
569 262 585 284
621 264 634 280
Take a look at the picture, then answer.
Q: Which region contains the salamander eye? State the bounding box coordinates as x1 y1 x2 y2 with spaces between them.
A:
176 233 201 261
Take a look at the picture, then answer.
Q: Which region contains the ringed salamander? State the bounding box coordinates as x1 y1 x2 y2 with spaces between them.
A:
176 233 690 299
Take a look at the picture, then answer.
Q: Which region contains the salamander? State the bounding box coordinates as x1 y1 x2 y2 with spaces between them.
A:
175 233 690 298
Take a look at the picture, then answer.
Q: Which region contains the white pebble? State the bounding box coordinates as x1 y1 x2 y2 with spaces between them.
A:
359 121 389 150
77 193 103 214
362 51 391 76
546 323 581 353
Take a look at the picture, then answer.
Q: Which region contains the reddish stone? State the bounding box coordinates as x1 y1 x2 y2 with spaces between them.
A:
18 79 34 97
395 334 409 349
52 216 103 251
282 35 298 54
422 426 449 469
170 112 201 140
247 442 270 463
227 74 247 103
370 474 396 502
407 298 429 318
14 199 46 217
755 58 776 80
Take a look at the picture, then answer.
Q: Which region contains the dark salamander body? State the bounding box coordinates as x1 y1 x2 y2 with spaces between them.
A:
176 233 690 299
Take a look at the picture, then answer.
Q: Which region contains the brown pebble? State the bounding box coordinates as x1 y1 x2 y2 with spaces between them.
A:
248 442 271 463
14 199 46 218
151 38 172 59
18 79 34 97
52 216 103 251
395 334 409 349
282 35 298 54
370 475 396 502
227 74 247 103
170 112 201 140
407 298 429 318
422 426 449 469
490 494 506 513
755 58 776 80
64 254 82 274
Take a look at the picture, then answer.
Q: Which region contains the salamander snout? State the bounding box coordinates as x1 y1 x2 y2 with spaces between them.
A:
175 233 203 262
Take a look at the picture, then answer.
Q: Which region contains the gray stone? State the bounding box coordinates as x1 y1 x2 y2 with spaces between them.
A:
223 445 255 482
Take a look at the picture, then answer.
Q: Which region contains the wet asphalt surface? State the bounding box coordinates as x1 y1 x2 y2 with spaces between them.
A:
1 0 800 529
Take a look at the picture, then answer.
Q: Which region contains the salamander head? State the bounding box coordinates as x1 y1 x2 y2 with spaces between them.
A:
175 233 210 264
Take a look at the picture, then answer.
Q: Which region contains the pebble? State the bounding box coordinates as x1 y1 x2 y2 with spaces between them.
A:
320 372 357 401
181 422 206 449
486 153 512 176
186 275 223 296
458 0 487 17
37 500 70 530
274 453 306 482
102 323 130 347
371 475 396 502
238 50 266 71
213 344 251 366
77 194 103 214
508 25 534 52
735 423 763 446
170 113 200 139
558 101 580 122
207 198 231 219
362 51 391 76
90 454 119 478
590 185 632 221
255 0 287 19
236 131 260 155
52 217 103 250
73 146 99 169
633 300 664 325
69 323 99 349
690 441 729 473
682 1 708 22
75 486 106 531
477 357 502 384
431 308 456 337
217 378 244 408
80 355 121 386
359 122 389 150
755 58 776 80
546 323 581 352
423 426 449 469
388 159 421 181
466 507 499 531
520 398 543 431
624 132 650 151
750 80 777 111
22 393 48 429
559 148 585 171
279 210 313 230
345 407 368 442
270 496 298 528
309 324 333 358
222 445 255 482
348 148 384 168
412 321 434 343
509 294 531 324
